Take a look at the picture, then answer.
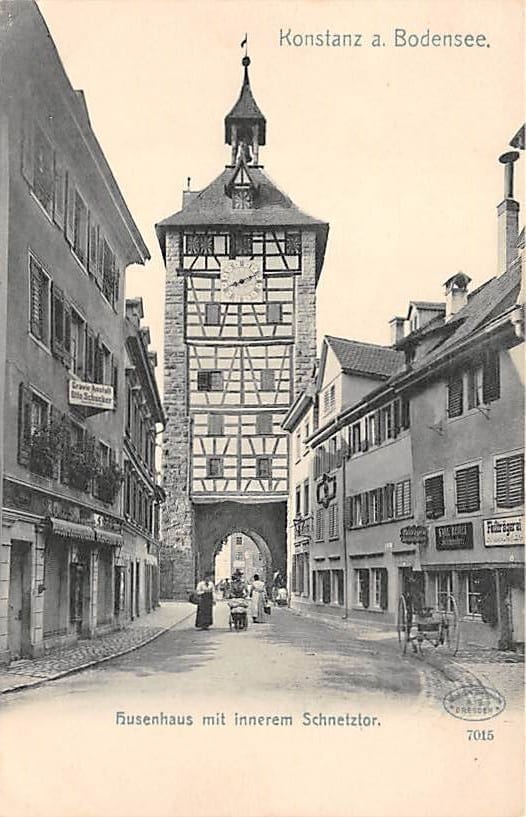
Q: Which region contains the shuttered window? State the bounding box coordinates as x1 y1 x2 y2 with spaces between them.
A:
447 375 463 418
315 508 324 541
395 479 412 518
256 456 272 479
482 350 500 403
207 414 224 436
256 413 272 435
266 302 283 324
51 283 72 366
260 369 275 391
455 465 480 513
33 123 54 215
495 454 524 508
328 503 339 538
401 398 410 429
205 303 221 325
424 474 444 519
206 456 223 478
29 257 50 344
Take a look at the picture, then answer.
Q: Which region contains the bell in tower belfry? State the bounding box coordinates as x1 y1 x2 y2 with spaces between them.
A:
225 55 266 166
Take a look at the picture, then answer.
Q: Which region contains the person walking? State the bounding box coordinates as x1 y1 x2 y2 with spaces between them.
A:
194 572 215 630
249 574 268 623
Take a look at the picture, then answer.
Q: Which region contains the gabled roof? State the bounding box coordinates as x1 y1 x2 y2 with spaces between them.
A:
324 336 404 380
155 166 329 279
406 262 522 374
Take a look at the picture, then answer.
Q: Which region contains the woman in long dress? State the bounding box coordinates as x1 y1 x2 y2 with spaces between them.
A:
250 574 267 623
195 573 215 629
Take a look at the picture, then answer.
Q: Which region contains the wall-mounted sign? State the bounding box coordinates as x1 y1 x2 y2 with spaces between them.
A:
483 517 523 547
69 380 114 411
400 525 428 546
435 522 474 551
316 473 337 508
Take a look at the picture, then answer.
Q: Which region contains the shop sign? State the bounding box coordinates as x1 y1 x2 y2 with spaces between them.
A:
435 522 474 551
483 517 523 547
400 525 428 546
69 380 114 411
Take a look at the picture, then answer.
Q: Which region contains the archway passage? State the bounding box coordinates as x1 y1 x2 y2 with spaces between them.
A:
214 531 271 586
194 501 286 584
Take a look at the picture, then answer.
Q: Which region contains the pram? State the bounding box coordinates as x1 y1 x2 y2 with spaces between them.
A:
227 596 249 630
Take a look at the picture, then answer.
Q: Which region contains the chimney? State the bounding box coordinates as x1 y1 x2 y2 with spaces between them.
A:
389 316 405 346
444 272 471 321
182 176 199 209
497 151 520 276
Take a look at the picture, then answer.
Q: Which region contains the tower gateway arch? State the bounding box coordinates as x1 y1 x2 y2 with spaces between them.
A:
156 54 329 597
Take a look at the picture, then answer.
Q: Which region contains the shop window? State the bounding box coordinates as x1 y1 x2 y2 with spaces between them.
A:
447 374 464 418
333 570 344 606
206 456 223 478
455 465 480 513
256 412 272 435
207 414 224 436
29 256 50 346
464 569 497 624
424 474 444 519
355 569 370 608
495 453 524 508
372 568 388 610
328 503 339 538
436 570 453 612
205 303 221 325
197 370 223 391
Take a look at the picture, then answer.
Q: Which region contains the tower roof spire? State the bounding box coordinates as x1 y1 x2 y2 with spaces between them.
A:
225 51 266 146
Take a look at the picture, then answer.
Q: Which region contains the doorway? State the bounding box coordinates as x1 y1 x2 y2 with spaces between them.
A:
8 544 31 659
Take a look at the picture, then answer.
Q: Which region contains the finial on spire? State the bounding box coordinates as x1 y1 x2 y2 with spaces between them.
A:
240 33 248 58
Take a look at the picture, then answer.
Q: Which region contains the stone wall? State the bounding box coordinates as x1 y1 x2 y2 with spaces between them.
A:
294 230 318 398
160 230 195 598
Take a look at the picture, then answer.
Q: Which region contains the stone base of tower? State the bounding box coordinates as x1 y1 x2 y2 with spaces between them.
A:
159 545 195 600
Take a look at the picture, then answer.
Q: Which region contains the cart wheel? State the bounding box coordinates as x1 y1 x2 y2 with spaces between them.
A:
443 594 460 656
397 595 410 655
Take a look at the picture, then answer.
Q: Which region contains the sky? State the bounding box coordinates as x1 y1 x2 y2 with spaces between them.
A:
38 0 524 387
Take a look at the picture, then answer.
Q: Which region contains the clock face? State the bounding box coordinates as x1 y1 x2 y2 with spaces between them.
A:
219 258 263 303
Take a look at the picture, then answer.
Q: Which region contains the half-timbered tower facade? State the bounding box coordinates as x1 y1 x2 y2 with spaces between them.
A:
156 56 328 596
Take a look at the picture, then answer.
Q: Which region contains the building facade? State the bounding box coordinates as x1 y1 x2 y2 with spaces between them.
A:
284 132 524 650
0 2 158 663
122 299 165 622
157 55 328 597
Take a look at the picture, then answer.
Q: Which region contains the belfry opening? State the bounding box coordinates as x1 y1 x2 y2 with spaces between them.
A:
157 51 328 598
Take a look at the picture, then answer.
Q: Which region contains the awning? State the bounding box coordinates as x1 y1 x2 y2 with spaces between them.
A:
46 517 96 543
95 529 123 547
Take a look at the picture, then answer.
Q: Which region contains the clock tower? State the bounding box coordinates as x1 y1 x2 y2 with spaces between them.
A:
156 54 328 597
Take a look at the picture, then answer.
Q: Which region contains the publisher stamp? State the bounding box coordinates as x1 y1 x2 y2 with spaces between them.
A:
443 686 506 721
